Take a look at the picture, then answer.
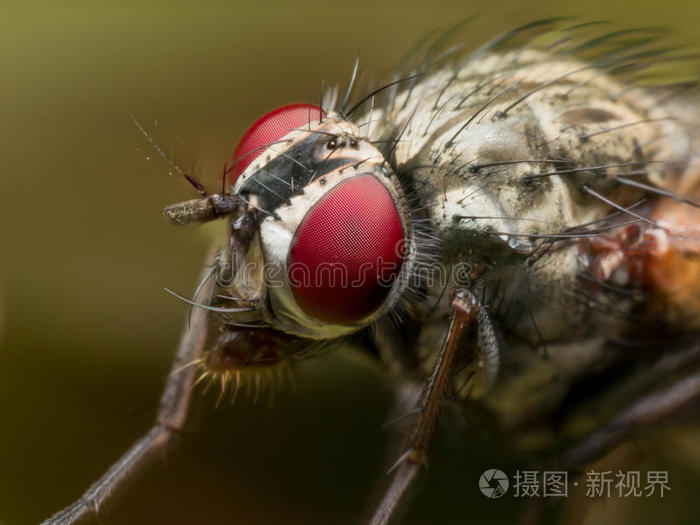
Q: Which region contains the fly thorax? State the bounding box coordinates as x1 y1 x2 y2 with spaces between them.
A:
360 50 694 345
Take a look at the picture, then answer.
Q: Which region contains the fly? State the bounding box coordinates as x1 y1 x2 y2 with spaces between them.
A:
44 19 700 525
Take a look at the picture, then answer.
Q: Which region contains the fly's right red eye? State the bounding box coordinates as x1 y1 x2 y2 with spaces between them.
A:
228 103 326 185
288 175 405 324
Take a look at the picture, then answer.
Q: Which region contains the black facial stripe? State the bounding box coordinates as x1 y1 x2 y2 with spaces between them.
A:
238 132 361 213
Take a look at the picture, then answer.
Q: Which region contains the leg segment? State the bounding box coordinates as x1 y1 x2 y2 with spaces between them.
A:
370 289 479 525
560 364 700 468
42 258 215 524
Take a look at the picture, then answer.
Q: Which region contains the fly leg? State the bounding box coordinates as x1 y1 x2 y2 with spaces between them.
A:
42 259 216 525
370 289 480 525
559 363 700 468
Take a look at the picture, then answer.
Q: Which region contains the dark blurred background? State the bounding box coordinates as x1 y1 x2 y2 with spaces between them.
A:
2 1 700 524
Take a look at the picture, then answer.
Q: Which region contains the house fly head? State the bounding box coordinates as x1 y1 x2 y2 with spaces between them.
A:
223 104 415 341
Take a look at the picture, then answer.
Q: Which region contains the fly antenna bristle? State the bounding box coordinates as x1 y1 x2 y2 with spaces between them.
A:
127 110 207 196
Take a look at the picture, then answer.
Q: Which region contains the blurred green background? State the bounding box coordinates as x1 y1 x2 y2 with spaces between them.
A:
1 1 700 524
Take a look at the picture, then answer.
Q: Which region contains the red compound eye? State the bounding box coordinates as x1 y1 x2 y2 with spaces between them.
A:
288 175 405 324
229 103 326 185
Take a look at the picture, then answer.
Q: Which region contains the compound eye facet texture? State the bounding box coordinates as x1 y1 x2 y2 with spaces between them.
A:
229 103 325 185
288 174 405 324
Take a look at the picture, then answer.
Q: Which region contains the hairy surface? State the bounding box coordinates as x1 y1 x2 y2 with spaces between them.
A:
347 20 700 449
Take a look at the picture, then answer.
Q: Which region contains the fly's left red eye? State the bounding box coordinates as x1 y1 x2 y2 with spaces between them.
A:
229 103 326 185
288 175 405 324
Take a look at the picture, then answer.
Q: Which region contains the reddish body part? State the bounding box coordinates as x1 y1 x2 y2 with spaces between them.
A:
584 186 700 327
289 174 405 323
228 103 326 184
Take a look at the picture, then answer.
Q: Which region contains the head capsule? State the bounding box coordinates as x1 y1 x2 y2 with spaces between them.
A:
163 104 415 341
228 104 413 339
